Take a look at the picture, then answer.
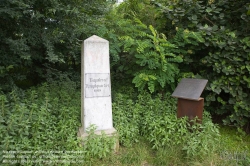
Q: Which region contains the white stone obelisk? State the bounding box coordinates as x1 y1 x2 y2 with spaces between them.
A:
78 35 117 142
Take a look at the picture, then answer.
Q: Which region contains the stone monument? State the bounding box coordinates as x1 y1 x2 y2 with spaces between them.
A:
78 35 118 149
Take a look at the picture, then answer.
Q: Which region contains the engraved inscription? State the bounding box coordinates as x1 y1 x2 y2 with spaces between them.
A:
85 73 111 98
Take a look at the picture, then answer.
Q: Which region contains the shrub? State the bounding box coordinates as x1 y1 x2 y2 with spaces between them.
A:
82 125 116 160
0 79 116 165
112 88 220 159
153 0 250 129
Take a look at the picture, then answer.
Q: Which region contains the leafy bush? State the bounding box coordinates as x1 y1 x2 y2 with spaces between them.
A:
108 0 250 129
100 12 204 93
0 0 114 91
0 80 80 161
112 88 220 159
0 79 116 165
112 87 140 147
153 0 250 129
82 125 116 160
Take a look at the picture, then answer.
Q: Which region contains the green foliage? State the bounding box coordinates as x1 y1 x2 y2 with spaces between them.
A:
200 2 250 129
182 117 220 159
112 88 220 159
202 31 250 127
112 88 140 147
0 82 81 165
101 7 204 93
139 95 220 159
82 124 116 160
114 0 164 29
128 23 182 93
152 0 250 128
0 84 79 150
0 79 117 165
0 0 113 91
1 80 248 165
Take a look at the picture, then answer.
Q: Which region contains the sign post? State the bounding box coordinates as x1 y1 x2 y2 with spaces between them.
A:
172 78 208 123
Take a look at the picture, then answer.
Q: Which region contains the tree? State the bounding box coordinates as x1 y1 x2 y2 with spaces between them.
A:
0 0 113 91
153 0 250 129
99 0 204 93
100 0 250 129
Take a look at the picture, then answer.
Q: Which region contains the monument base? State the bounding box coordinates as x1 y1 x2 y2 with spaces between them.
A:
177 97 204 123
78 127 119 152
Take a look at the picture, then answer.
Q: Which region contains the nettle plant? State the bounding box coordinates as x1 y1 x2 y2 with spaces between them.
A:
82 124 117 160
112 89 220 159
0 82 81 151
112 91 141 147
0 80 117 165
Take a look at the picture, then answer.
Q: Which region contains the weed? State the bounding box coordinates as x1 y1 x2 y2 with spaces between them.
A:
112 89 220 160
1 82 249 165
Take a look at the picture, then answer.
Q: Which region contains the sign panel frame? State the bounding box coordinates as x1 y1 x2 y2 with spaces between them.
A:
85 73 111 98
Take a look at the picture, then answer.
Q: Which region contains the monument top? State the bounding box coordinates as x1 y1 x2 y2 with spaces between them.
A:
85 35 108 43
172 78 208 101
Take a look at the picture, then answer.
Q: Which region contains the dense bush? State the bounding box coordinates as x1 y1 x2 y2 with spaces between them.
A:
100 12 204 93
100 0 250 129
0 79 116 165
2 0 249 129
112 87 220 159
0 0 114 91
154 0 250 129
0 81 79 164
1 0 249 164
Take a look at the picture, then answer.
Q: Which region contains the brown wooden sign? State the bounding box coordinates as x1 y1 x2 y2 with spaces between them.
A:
172 78 208 101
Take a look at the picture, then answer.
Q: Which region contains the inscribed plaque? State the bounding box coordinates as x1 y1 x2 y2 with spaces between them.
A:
172 78 208 101
85 73 111 98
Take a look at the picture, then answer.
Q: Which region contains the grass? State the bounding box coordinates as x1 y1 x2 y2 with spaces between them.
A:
89 138 154 166
219 126 250 152
216 126 250 166
90 126 250 166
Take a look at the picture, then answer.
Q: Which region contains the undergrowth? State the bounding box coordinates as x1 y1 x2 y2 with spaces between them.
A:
112 87 221 161
0 79 116 165
1 81 249 165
